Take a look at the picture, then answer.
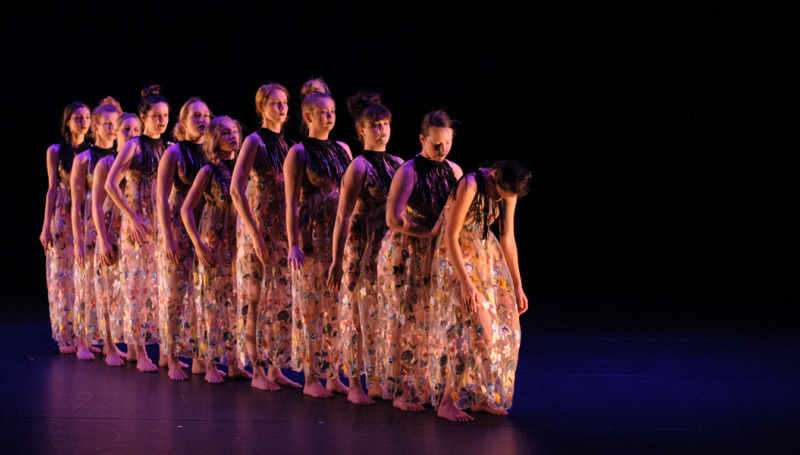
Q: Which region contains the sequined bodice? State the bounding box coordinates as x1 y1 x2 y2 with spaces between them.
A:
173 140 206 195
128 136 167 182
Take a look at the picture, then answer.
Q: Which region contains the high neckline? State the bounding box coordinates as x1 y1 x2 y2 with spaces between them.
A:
141 135 162 147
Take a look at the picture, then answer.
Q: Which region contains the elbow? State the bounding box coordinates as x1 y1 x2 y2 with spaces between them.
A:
386 214 400 230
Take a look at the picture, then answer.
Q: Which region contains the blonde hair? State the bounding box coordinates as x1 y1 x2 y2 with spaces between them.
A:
91 96 123 124
172 97 211 141
203 116 242 165
300 78 332 134
114 112 142 132
256 83 290 121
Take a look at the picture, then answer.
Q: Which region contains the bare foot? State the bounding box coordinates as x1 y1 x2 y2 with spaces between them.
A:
205 366 225 384
368 385 386 400
59 346 77 354
228 366 253 380
252 373 281 391
168 361 189 381
105 350 125 366
326 378 350 395
126 346 138 362
267 368 302 388
116 346 128 358
76 345 95 360
472 401 508 416
394 401 425 412
348 386 376 405
437 402 474 422
192 359 207 374
304 377 333 398
89 345 102 353
136 356 158 373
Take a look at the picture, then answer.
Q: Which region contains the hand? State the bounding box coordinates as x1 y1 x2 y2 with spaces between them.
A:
196 241 217 269
287 245 305 272
165 236 180 265
460 282 485 315
75 242 86 269
515 287 529 315
326 262 343 292
430 214 444 238
252 231 268 266
39 227 52 253
129 215 149 246
98 239 117 267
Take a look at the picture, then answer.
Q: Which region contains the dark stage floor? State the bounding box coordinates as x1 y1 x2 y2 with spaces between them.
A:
1 305 798 455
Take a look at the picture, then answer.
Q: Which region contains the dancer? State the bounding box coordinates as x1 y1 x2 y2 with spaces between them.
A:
326 92 402 405
182 116 252 383
156 97 210 380
41 102 92 353
376 110 462 411
230 83 300 391
71 97 123 360
92 113 142 366
285 78 352 398
105 85 170 372
430 161 530 421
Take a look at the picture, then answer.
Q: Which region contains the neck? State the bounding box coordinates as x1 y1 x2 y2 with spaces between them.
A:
308 128 330 140
219 150 235 161
96 136 114 149
144 130 160 139
364 142 386 152
419 150 444 162
186 135 204 144
69 132 84 146
262 118 282 133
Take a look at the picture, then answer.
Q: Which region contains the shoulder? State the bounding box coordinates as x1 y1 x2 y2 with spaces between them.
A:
244 131 261 145
349 156 368 173
389 154 405 166
288 142 306 155
336 141 351 154
446 159 463 176
399 158 417 172
74 150 91 164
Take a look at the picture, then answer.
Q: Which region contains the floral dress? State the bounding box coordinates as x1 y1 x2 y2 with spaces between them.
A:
235 129 294 368
429 170 521 412
195 159 241 366
97 153 126 344
120 135 167 346
291 138 351 378
47 140 89 347
375 155 457 404
157 140 205 357
74 145 115 344
339 151 402 385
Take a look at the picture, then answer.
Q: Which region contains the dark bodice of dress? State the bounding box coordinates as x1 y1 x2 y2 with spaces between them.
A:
128 135 168 182
300 138 351 197
405 155 457 229
204 159 236 208
252 128 292 182
57 140 91 185
359 151 402 210
459 170 503 239
173 140 206 195
84 144 115 191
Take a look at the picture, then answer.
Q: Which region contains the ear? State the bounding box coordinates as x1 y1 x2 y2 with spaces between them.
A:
90 122 99 133
303 111 313 124
419 134 425 146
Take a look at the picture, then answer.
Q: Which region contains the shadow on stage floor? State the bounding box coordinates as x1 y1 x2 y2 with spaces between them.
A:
1 301 798 455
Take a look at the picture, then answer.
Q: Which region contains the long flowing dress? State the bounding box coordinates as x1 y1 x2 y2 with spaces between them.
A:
120 135 167 346
47 140 90 347
339 151 402 386
291 138 351 378
235 129 294 368
74 145 115 345
157 140 205 358
375 155 457 404
96 153 126 344
429 170 521 412
195 158 241 366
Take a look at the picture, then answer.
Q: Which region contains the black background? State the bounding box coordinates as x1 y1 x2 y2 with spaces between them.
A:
2 3 796 329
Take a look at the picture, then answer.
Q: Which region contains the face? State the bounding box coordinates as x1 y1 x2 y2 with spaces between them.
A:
262 89 288 125
68 107 91 136
115 117 142 144
419 127 453 162
182 101 211 140
142 101 169 135
360 118 391 147
92 111 119 143
218 119 240 153
305 97 336 132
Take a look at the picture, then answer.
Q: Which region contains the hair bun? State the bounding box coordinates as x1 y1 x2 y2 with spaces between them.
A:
346 91 382 119
141 84 161 97
99 96 121 110
300 78 330 99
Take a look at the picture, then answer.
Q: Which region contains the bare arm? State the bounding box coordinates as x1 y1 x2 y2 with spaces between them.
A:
230 134 266 264
444 176 483 314
70 152 89 268
448 160 464 180
326 157 367 291
284 144 307 270
39 145 60 252
497 196 527 314
385 164 438 238
92 156 115 267
181 166 215 268
105 139 148 245
156 146 180 265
